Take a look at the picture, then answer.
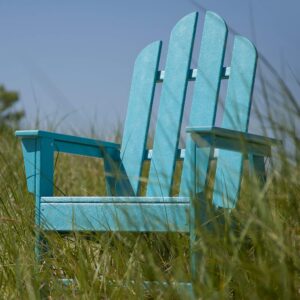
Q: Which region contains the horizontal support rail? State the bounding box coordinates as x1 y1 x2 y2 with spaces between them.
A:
145 148 218 160
156 66 230 82
41 196 190 203
146 149 185 160
40 198 190 233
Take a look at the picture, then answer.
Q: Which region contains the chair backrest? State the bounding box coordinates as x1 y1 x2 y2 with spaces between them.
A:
119 11 257 205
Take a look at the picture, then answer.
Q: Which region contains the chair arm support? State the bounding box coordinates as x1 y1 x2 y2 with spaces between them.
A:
186 126 281 157
16 130 120 159
15 130 121 194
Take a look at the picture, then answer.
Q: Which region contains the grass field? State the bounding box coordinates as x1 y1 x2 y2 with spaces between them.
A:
0 119 299 299
0 60 300 299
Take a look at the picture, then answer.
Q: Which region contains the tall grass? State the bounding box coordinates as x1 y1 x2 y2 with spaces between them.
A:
0 76 300 299
1 121 299 299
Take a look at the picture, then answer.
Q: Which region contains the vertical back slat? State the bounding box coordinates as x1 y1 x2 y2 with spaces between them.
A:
146 12 198 197
180 11 228 196
213 36 257 208
120 41 162 195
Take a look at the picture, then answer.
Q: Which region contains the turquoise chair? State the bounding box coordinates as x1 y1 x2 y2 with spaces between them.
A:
16 11 277 296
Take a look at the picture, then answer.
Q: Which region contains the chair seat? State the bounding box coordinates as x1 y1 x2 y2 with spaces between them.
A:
40 197 190 233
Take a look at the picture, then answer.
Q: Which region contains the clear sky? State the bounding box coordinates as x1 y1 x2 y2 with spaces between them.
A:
0 0 299 137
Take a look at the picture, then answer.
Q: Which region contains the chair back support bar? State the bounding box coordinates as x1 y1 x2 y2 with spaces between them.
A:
180 11 228 197
147 12 198 197
120 41 162 196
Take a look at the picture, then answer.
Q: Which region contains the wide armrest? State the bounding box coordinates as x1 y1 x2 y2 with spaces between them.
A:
16 130 121 195
16 130 120 159
186 126 281 157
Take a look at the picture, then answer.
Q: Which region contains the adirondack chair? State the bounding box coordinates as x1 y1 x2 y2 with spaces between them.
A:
16 11 277 296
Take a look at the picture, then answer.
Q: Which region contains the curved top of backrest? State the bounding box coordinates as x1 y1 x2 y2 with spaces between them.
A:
222 35 257 131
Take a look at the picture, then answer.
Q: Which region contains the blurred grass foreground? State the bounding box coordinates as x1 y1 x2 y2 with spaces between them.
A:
0 71 300 299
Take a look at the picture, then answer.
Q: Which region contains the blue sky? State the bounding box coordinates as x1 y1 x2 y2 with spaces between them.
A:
0 0 299 137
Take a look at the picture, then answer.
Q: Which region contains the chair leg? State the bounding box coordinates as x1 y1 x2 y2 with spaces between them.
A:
35 197 44 264
190 192 210 298
103 153 135 196
35 231 42 263
35 226 51 297
248 154 266 186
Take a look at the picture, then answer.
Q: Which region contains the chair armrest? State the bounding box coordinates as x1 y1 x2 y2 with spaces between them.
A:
16 130 121 195
186 126 281 157
16 130 120 159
